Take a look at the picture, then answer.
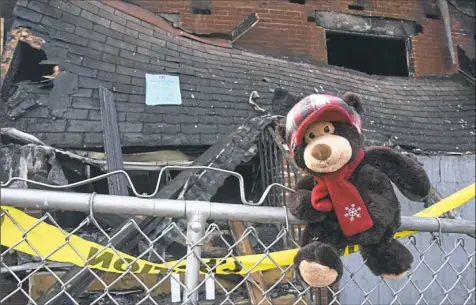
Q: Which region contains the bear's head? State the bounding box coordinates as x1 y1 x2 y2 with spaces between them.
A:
285 92 364 175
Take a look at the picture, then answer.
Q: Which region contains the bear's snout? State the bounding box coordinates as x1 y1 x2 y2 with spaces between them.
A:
311 144 332 161
303 135 353 173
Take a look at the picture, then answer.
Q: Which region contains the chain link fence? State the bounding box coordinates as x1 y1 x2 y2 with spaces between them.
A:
1 182 475 305
1 127 475 305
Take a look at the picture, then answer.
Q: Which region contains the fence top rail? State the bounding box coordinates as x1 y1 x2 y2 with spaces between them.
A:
1 188 475 235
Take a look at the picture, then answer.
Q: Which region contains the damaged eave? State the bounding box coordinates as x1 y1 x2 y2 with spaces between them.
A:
0 26 68 121
1 27 46 85
1 128 103 171
0 27 46 90
100 0 232 48
1 127 196 172
70 149 196 171
170 12 260 44
0 140 69 192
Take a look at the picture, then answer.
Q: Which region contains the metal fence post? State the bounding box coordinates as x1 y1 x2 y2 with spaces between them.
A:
183 202 209 304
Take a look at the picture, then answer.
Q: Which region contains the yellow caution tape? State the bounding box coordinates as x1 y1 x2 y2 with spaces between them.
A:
1 183 474 275
343 182 475 255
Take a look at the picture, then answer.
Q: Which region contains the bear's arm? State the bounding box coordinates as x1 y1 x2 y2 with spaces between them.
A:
288 175 327 222
364 147 431 202
295 175 316 190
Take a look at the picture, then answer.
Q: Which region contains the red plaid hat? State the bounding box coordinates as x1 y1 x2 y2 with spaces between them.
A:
285 94 362 151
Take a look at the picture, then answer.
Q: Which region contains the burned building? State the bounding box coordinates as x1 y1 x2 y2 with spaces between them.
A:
0 0 475 304
129 0 475 78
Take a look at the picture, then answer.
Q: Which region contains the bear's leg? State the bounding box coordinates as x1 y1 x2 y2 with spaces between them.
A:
360 239 413 280
294 240 343 288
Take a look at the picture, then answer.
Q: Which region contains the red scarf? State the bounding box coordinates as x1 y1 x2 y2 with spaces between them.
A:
311 149 374 237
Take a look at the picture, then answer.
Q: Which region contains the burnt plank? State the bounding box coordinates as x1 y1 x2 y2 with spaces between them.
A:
229 221 270 304
98 85 129 196
231 12 259 42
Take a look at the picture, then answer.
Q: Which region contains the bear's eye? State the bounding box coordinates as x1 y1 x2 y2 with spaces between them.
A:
324 126 330 133
308 132 315 139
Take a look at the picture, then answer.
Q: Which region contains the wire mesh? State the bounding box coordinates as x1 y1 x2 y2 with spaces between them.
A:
1 127 474 305
1 206 474 305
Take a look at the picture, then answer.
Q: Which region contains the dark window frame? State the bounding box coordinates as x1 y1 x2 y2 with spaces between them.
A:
325 29 414 77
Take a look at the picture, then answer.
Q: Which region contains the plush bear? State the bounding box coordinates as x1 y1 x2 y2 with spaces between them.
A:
283 92 432 288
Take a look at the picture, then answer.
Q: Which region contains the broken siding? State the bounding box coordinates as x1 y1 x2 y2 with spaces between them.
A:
0 143 68 222
0 0 474 153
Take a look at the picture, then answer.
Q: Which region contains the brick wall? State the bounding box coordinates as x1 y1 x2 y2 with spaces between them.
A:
128 0 473 77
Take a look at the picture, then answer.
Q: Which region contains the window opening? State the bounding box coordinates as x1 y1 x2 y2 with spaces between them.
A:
191 0 211 14
348 4 364 10
348 0 365 10
13 41 56 86
423 2 440 19
192 8 211 15
326 31 409 77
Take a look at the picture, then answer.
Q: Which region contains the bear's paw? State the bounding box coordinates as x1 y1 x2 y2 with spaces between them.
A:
298 260 339 288
382 271 408 280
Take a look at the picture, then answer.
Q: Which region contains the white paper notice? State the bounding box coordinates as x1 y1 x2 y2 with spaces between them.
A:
145 74 182 105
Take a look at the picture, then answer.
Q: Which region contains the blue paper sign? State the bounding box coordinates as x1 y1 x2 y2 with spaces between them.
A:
145 74 182 105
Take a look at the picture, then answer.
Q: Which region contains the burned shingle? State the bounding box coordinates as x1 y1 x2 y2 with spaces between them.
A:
1 0 474 153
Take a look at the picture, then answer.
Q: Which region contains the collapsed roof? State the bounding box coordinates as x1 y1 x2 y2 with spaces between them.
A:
0 0 474 153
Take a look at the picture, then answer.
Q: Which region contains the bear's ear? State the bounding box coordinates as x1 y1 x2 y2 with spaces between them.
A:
343 92 364 114
271 88 302 116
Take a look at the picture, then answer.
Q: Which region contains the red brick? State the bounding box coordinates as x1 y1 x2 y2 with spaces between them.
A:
126 0 468 76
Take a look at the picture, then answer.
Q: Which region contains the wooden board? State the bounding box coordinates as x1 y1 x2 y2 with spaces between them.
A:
229 221 270 305
99 85 129 196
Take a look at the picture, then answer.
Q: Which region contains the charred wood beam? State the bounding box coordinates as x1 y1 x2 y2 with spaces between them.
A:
95 86 130 227
229 221 270 304
267 126 300 172
99 85 129 196
314 11 419 37
231 13 259 43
